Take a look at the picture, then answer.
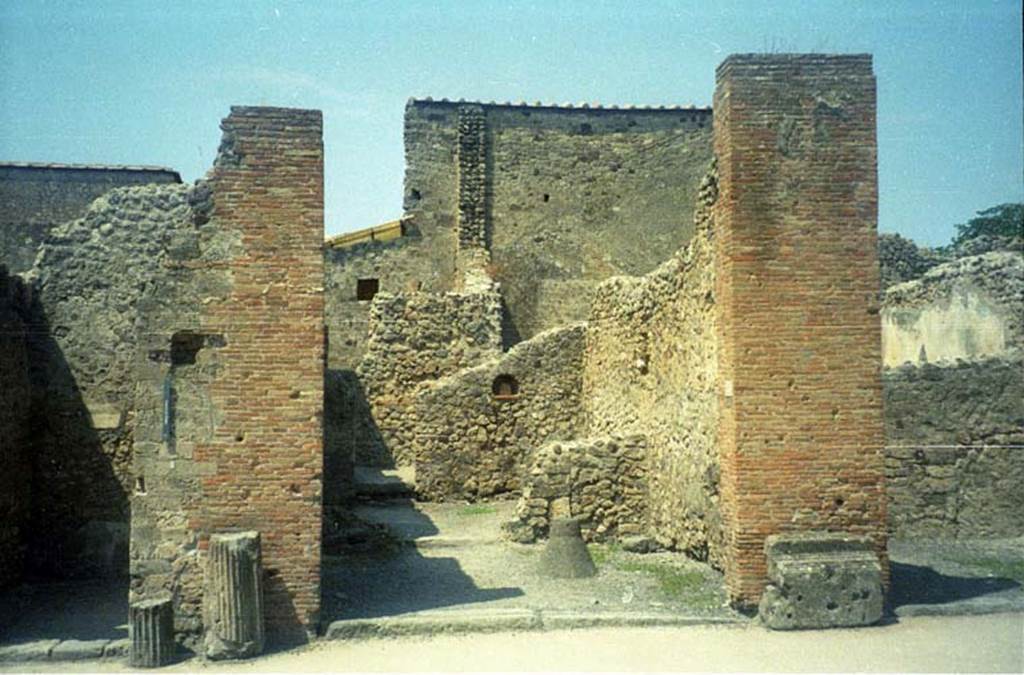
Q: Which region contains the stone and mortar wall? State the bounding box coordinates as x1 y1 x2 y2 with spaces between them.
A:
881 251 1023 367
25 183 197 578
131 107 324 645
506 435 648 544
884 357 1024 538
581 165 723 563
0 163 180 274
880 247 1023 537
403 100 713 341
414 323 587 500
0 267 33 587
877 233 948 289
343 284 503 468
712 55 887 606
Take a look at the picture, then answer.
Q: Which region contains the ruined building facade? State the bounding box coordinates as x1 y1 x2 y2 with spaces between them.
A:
0 54 1021 646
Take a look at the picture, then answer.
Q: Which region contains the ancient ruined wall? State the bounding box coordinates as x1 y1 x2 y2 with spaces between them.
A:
881 251 1022 367
713 55 886 606
25 183 196 578
403 100 713 340
884 357 1024 538
0 267 33 587
877 233 948 289
345 284 503 468
414 323 587 500
131 107 324 645
0 163 180 274
506 435 648 545
581 165 722 563
880 248 1023 537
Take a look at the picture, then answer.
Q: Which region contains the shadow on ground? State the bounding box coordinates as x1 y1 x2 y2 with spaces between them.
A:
0 579 127 643
889 562 1020 608
321 498 523 621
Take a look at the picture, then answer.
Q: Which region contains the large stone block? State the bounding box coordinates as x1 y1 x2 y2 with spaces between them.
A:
758 532 884 630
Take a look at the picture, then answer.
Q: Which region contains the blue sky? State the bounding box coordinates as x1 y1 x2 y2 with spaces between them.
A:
1 0 1021 246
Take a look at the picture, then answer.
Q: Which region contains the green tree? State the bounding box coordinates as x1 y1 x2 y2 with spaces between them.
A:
951 203 1023 247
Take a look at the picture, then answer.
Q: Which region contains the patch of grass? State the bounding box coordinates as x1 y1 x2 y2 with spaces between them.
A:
961 557 1024 583
458 503 497 517
587 543 619 566
617 561 706 597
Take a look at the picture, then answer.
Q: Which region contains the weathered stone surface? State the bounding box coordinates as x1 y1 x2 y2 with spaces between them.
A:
204 531 264 660
881 251 1023 367
0 267 32 587
103 638 130 658
538 518 597 579
50 639 110 661
0 163 180 275
877 233 948 289
506 435 647 544
758 533 884 630
582 162 721 563
415 322 586 500
130 596 175 667
0 639 60 662
26 181 198 578
884 355 1024 538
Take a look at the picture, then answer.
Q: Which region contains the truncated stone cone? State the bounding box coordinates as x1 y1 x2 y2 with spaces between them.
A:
539 518 597 578
204 531 264 660
129 596 175 668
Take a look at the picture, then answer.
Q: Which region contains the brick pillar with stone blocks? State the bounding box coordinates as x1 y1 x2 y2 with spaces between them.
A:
192 106 325 643
711 54 887 607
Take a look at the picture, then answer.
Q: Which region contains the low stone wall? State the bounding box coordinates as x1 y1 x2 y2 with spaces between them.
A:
505 435 647 544
581 164 722 564
884 356 1024 538
0 267 33 587
348 283 503 467
415 323 587 500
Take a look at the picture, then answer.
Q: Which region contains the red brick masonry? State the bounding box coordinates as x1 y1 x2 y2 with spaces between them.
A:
712 55 887 606
194 107 325 641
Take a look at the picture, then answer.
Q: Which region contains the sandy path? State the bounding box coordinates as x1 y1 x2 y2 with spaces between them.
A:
7 612 1022 673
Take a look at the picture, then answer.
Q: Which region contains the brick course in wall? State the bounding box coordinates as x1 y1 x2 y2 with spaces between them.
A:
192 107 325 643
712 55 887 606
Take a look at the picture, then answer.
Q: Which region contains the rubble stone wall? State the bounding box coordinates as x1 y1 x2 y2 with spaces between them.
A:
881 251 1023 367
581 165 722 563
344 284 503 469
506 435 648 544
0 163 180 274
403 100 713 340
884 357 1024 538
0 267 33 587
27 183 196 578
414 323 587 500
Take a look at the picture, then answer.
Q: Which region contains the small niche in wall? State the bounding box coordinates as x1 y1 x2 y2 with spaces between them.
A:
171 331 205 366
491 374 520 400
357 278 380 301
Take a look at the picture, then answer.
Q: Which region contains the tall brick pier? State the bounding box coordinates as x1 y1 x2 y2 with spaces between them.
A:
130 107 325 644
712 55 887 606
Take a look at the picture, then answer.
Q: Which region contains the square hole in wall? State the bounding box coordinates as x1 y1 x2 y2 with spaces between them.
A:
357 278 380 301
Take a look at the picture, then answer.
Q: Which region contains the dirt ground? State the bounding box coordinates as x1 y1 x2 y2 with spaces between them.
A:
5 613 1021 673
